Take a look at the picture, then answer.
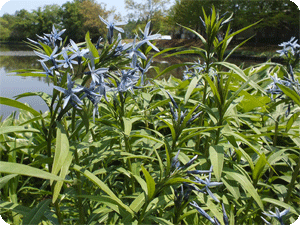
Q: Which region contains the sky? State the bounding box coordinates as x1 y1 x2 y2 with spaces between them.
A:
0 0 127 17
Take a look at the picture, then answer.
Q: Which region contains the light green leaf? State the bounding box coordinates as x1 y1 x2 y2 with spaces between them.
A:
0 162 64 181
262 197 298 215
51 122 69 185
73 165 134 218
52 151 73 203
277 83 300 106
0 174 18 189
123 117 132 136
23 199 51 225
0 126 40 135
252 153 267 185
148 216 174 225
209 145 224 181
224 168 263 210
129 192 145 213
0 97 41 117
213 62 265 94
85 31 99 60
286 111 300 131
221 177 240 199
141 166 156 200
185 76 200 104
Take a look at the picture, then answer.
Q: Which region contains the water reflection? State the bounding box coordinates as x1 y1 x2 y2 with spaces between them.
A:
0 52 53 119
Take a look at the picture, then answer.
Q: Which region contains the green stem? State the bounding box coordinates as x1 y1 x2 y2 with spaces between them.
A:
72 108 85 224
74 148 85 224
54 200 63 225
285 154 300 203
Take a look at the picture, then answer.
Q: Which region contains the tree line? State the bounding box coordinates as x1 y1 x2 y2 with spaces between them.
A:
0 0 299 44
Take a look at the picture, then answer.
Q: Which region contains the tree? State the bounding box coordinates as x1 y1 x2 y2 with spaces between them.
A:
168 0 299 43
78 0 115 42
125 0 169 22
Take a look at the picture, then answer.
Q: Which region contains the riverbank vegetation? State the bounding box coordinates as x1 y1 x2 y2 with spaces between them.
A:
0 5 300 224
0 0 299 44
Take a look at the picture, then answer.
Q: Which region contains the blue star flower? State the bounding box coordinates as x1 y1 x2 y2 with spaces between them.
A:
53 74 84 109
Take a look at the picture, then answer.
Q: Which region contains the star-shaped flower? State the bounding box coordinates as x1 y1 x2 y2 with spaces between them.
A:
53 74 84 109
99 14 126 43
140 21 161 52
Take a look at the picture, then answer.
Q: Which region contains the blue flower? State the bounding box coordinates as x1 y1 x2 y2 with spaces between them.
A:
118 69 140 93
192 166 223 203
277 37 300 56
127 36 148 60
85 63 109 84
190 201 215 224
44 25 66 46
114 33 133 56
34 45 59 69
38 61 55 78
69 39 89 65
99 14 126 43
140 21 161 52
56 48 78 70
261 207 290 225
190 201 229 225
53 74 84 109
137 57 153 85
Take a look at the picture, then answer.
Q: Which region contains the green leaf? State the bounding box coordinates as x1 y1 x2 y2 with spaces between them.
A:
23 199 51 225
224 168 263 210
0 97 41 117
14 92 53 110
52 151 73 203
213 62 265 94
185 76 200 104
0 200 30 215
262 197 298 215
85 31 99 61
209 145 224 181
148 216 174 225
277 83 300 106
141 166 156 200
286 111 300 131
0 174 18 189
51 122 70 185
10 72 47 77
177 23 207 45
123 117 132 136
0 126 40 135
0 162 64 181
154 63 193 79
221 177 240 199
80 195 126 216
73 165 134 218
252 153 267 185
129 192 145 213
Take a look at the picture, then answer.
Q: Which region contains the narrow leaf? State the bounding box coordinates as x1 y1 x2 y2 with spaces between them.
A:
23 199 51 225
0 97 41 117
141 166 156 200
209 145 224 181
0 162 64 181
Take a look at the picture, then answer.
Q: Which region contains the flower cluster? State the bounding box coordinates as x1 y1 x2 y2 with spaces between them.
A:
276 37 300 57
182 60 217 82
29 15 161 122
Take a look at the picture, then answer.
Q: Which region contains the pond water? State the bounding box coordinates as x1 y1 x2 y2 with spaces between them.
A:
0 44 262 120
